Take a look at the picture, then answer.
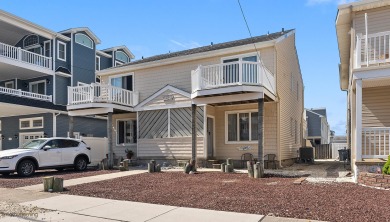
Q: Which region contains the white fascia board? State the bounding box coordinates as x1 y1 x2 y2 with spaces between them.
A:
97 40 276 76
0 10 70 41
96 50 113 58
59 28 101 44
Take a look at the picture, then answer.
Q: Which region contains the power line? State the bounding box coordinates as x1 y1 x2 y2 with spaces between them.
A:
237 0 275 93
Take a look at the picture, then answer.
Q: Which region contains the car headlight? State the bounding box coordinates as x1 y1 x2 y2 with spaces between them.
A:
0 155 18 160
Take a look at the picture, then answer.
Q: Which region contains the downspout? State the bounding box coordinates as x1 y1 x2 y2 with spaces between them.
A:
53 112 61 137
71 32 74 86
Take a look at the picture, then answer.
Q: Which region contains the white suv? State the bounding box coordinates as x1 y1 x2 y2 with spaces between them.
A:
0 138 91 177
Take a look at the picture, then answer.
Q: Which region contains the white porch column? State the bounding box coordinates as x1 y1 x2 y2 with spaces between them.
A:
356 79 362 161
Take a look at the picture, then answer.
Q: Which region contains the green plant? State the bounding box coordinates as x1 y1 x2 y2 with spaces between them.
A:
382 155 390 175
125 149 134 159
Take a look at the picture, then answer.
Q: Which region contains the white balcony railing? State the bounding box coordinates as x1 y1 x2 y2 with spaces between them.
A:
191 61 275 94
0 41 52 70
68 83 139 107
361 127 390 159
356 31 390 68
0 86 52 102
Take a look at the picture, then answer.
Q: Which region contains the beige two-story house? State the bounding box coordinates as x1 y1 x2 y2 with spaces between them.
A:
67 29 304 168
336 0 390 180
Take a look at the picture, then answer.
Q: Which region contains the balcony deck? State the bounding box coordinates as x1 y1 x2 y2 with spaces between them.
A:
67 83 139 113
0 41 53 80
0 86 52 102
191 61 276 103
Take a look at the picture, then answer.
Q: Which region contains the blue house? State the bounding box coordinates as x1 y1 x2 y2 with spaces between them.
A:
0 10 134 150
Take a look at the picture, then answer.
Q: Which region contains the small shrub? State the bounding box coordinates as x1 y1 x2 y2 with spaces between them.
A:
382 155 390 175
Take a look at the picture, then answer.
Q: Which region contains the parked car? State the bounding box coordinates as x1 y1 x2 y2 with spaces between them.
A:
0 137 91 177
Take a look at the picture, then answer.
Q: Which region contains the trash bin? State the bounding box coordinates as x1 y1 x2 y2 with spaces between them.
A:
338 149 348 161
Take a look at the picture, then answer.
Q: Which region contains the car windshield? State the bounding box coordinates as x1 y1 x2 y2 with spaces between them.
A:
21 139 48 149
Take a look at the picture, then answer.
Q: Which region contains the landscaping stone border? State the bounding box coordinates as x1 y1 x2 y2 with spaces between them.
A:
357 172 390 189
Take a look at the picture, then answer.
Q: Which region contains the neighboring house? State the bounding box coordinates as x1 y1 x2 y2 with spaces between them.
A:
306 108 331 145
336 0 390 180
68 28 305 168
0 10 134 150
331 135 347 159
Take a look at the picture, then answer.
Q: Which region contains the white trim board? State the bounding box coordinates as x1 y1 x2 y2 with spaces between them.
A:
135 85 191 111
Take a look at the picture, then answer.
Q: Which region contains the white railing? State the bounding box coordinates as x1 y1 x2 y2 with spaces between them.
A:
0 86 52 102
0 42 52 70
362 127 390 159
191 61 275 94
68 83 139 107
356 31 390 68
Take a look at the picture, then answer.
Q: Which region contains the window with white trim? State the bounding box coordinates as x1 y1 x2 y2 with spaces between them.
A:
44 41 51 57
75 33 93 49
4 81 14 89
96 56 100 71
23 35 39 48
117 119 137 144
57 41 66 61
29 80 46 95
19 117 44 129
226 111 258 142
110 74 133 91
115 51 129 63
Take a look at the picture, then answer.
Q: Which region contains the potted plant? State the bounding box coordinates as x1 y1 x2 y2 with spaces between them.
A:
125 149 134 160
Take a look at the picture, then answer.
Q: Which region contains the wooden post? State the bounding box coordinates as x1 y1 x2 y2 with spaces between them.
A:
107 112 113 169
53 178 64 192
258 98 265 178
247 161 254 178
43 176 54 192
191 104 197 167
69 116 74 138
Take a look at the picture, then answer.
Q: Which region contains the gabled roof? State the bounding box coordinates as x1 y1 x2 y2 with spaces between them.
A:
59 27 101 44
135 85 191 111
122 29 292 67
101 46 135 59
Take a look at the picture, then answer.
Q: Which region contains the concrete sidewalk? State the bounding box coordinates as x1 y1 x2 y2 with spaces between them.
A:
0 188 322 222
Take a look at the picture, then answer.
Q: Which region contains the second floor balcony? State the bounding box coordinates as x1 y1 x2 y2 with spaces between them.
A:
0 85 52 102
68 83 139 109
0 41 53 79
355 31 390 69
191 60 276 99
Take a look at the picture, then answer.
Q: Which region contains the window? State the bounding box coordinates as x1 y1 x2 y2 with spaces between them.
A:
59 139 80 148
29 80 46 95
110 74 133 91
226 111 258 142
57 41 66 61
23 35 39 48
26 46 42 55
96 56 100 71
75 33 93 49
44 41 51 57
116 51 129 63
19 117 44 129
117 120 137 144
4 81 14 89
115 61 124 67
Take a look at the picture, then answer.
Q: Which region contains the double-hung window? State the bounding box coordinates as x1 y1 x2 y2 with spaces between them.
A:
20 117 44 129
226 111 258 142
117 119 137 144
57 41 66 61
96 56 100 71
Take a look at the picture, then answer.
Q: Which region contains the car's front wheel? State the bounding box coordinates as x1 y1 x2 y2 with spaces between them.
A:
17 160 36 177
74 157 88 171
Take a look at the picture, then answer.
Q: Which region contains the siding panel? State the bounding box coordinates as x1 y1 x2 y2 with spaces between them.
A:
362 86 390 127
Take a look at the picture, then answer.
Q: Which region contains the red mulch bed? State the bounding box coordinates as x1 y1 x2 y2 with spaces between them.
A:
0 169 117 188
64 172 388 222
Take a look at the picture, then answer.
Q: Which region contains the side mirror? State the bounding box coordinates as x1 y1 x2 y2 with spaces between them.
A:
43 145 51 151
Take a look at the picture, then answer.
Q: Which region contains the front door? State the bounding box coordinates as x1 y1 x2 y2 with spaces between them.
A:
207 117 214 159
